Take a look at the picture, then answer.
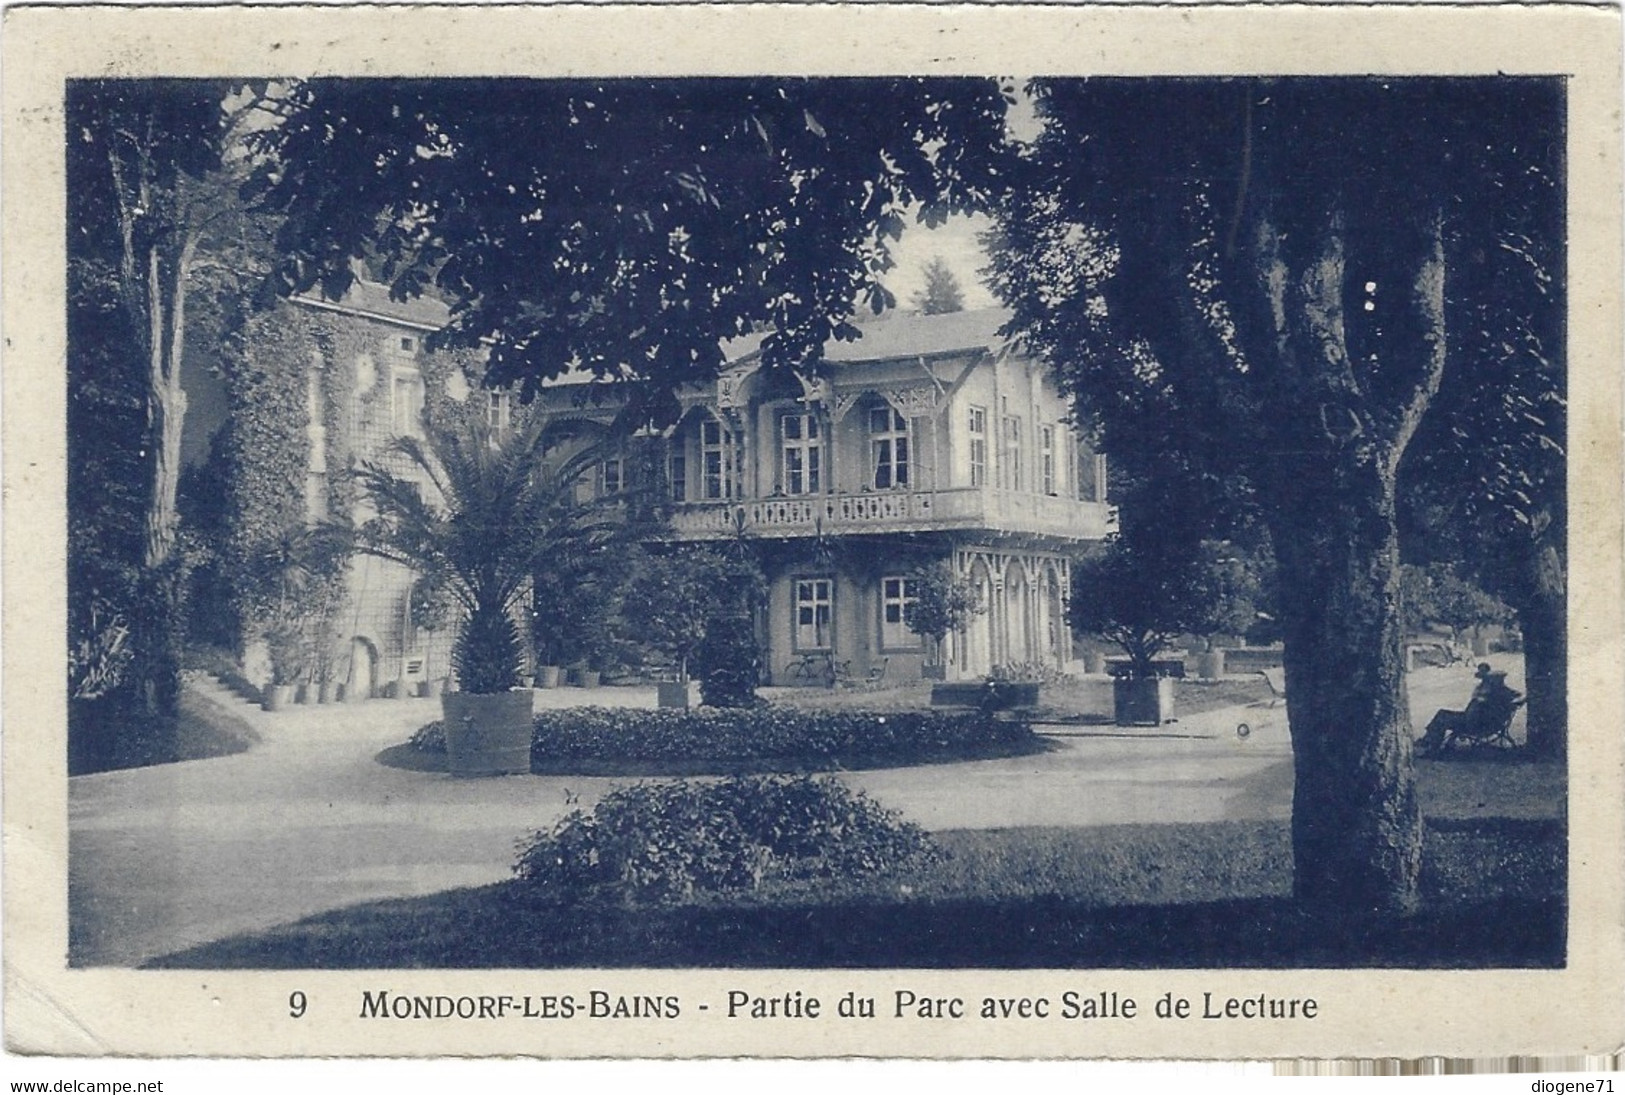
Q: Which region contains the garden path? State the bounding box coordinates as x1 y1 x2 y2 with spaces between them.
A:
68 658 1557 967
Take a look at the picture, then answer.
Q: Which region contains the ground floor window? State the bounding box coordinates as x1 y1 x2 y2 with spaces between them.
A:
795 578 833 650
880 576 922 649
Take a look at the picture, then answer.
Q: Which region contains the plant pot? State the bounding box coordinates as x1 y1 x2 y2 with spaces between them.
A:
316 681 334 704
441 690 535 776
332 682 348 703
1083 651 1108 675
1114 676 1176 727
393 680 412 700
1197 649 1226 680
295 683 314 705
418 678 444 699
657 680 691 709
576 669 601 689
537 665 562 689
261 684 294 712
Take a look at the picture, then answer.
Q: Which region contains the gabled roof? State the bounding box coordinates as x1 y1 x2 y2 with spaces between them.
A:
292 279 453 332
721 306 1017 367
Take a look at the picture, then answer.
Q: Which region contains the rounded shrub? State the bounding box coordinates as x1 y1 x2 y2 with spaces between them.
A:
694 614 760 708
513 775 939 905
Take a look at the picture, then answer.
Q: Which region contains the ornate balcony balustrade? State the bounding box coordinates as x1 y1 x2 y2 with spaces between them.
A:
664 487 1114 542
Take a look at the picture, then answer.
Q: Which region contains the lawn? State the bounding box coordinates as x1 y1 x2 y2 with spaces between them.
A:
147 816 1564 969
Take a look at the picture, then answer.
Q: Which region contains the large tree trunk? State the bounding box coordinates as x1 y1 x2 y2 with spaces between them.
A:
1241 206 1445 916
1271 475 1422 916
1519 539 1567 759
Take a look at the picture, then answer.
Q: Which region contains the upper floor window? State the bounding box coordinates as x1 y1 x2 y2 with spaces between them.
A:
600 456 623 498
1002 413 1023 491
794 578 833 651
880 576 922 650
701 418 738 500
968 405 988 488
487 390 512 435
399 336 416 353
668 442 688 503
869 405 909 489
391 370 425 438
780 411 822 495
1040 425 1057 496
1077 448 1107 503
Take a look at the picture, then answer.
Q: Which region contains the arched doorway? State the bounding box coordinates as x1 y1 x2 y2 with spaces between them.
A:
962 559 994 678
348 636 379 700
1005 561 1033 666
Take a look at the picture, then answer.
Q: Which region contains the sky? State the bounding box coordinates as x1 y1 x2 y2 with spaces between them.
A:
878 212 1002 313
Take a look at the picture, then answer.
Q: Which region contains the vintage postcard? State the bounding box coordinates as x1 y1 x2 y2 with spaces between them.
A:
4 2 1621 1064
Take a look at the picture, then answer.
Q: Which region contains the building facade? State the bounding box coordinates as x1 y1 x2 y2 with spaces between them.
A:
631 307 1113 683
270 287 1111 693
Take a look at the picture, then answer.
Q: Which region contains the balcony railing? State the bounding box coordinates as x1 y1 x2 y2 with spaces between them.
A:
665 487 1114 542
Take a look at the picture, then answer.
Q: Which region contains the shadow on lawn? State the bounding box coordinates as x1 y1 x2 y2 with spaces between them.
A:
145 887 1564 970
145 818 1565 971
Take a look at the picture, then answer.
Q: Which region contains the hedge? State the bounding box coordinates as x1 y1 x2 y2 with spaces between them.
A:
410 705 1033 768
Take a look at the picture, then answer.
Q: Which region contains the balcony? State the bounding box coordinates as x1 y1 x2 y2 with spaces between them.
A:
664 487 1115 543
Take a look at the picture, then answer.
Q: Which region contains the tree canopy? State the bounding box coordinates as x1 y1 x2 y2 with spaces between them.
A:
254 78 1013 420
989 77 1564 913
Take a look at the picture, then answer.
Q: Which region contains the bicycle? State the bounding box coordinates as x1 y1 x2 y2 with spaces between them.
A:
784 652 833 687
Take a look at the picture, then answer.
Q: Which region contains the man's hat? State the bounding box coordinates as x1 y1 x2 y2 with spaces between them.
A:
1476 662 1493 677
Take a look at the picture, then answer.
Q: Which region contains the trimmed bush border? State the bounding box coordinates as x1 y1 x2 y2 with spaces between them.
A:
405 704 1041 775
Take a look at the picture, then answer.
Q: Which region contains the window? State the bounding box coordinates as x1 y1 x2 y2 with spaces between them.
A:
305 370 327 521
1040 425 1056 496
1002 413 1023 491
391 371 425 437
400 336 415 352
701 419 737 500
869 405 909 489
1077 447 1106 503
668 443 688 502
486 390 512 434
968 405 987 487
600 456 623 498
880 576 922 650
794 579 833 651
780 411 822 495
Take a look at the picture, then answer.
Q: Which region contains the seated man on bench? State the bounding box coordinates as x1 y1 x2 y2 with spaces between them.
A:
1416 662 1523 755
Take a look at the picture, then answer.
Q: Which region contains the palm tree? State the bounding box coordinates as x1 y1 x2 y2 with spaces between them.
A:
355 407 621 695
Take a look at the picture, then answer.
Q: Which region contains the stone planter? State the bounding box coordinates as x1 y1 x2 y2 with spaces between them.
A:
1196 649 1226 680
574 669 601 689
1113 676 1176 727
316 681 335 704
441 690 535 777
261 683 294 712
418 677 445 699
657 680 691 709
536 665 562 689
1083 651 1108 675
295 683 314 705
332 682 348 703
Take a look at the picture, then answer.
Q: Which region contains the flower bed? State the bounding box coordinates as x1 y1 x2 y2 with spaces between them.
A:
409 705 1036 773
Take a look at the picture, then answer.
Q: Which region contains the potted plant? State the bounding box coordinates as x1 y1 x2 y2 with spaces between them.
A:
1070 541 1192 727
245 522 352 712
903 562 984 680
357 394 623 776
261 619 303 711
623 544 760 709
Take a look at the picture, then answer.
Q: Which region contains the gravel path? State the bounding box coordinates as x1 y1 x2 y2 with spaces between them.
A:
68 657 1558 967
